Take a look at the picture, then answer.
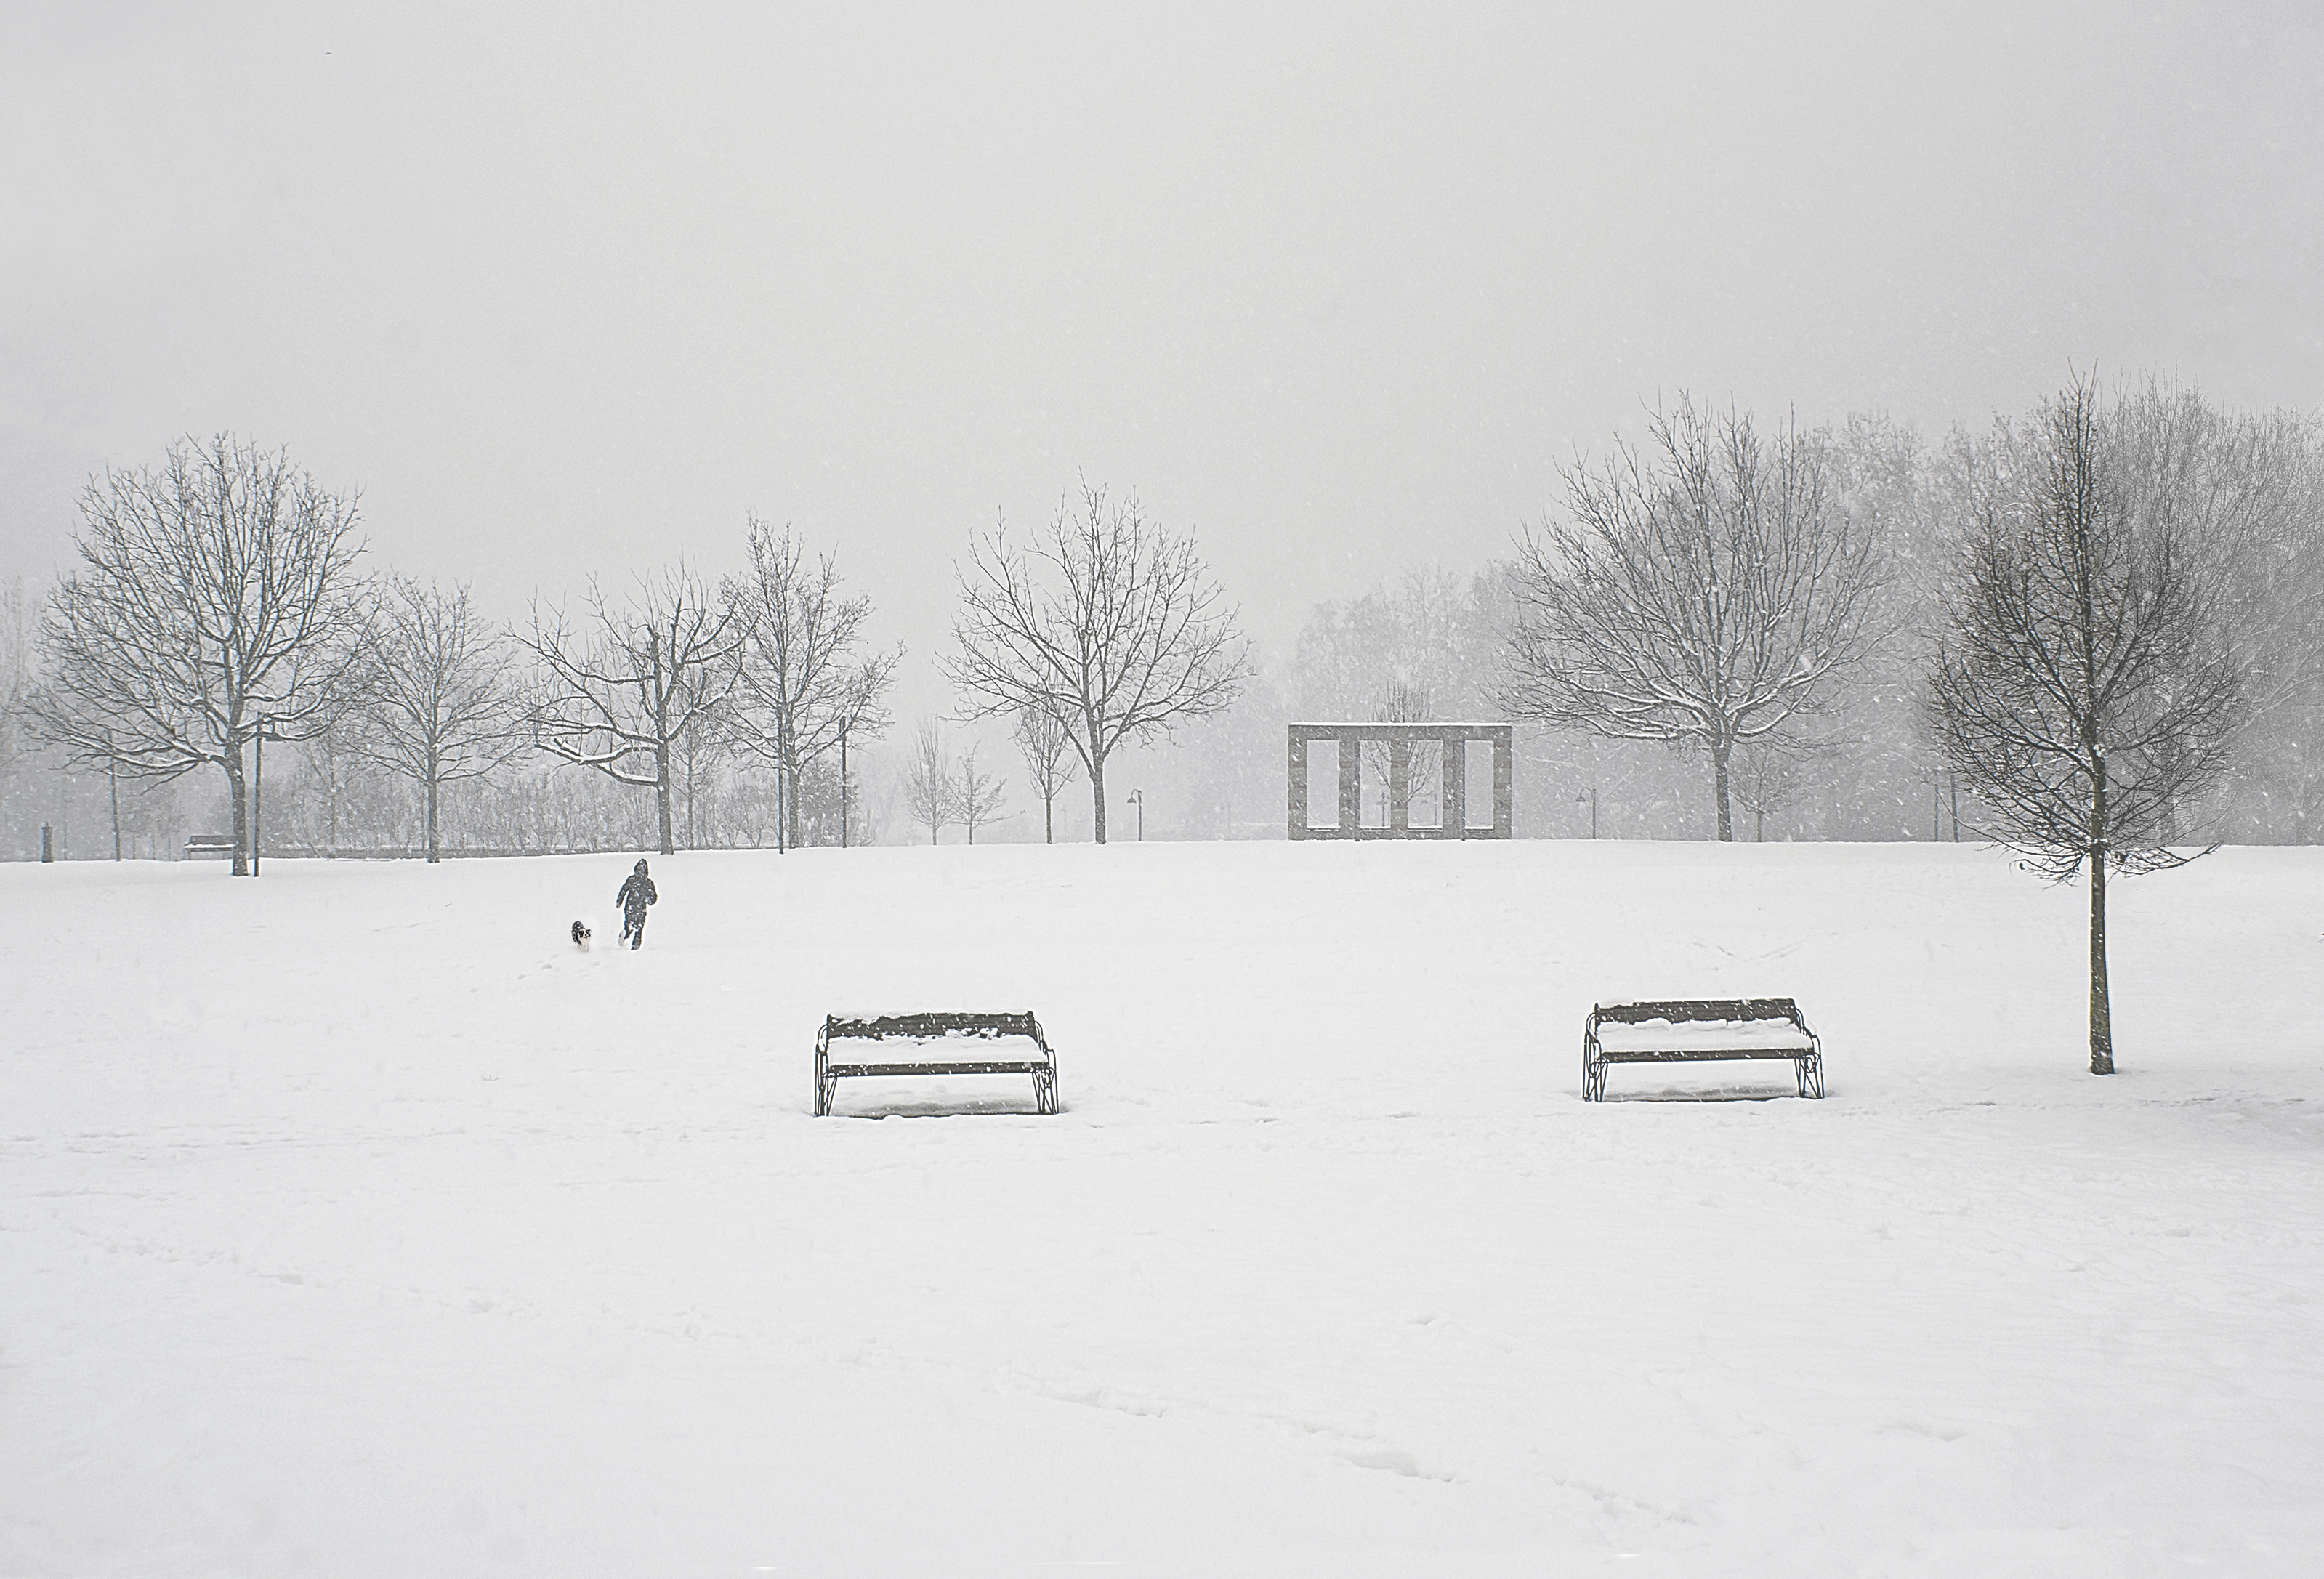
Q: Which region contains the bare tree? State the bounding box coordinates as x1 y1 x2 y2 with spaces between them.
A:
1927 376 2246 1076
956 740 1011 844
31 435 369 874
363 577 525 861
671 699 733 850
0 576 32 835
1500 400 1885 840
2105 381 2324 837
1365 681 1438 825
523 563 743 856
1011 705 1079 844
725 520 902 852
297 711 373 856
945 482 1250 842
904 717 957 844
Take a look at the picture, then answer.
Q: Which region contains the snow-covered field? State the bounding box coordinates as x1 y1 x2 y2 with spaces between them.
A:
6 839 2323 1577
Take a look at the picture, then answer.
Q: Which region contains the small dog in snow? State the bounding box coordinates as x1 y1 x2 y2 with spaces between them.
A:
571 920 592 950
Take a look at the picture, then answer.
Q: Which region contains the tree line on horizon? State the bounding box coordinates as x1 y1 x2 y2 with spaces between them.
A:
0 373 2316 868
6 373 2319 1073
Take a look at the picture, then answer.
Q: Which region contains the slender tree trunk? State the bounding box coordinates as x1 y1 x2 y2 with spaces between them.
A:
2088 756 2115 1075
785 748 805 851
427 775 441 863
839 729 849 848
226 740 250 876
1044 790 1054 844
655 743 676 855
1090 750 1109 844
109 755 121 860
1711 740 1733 841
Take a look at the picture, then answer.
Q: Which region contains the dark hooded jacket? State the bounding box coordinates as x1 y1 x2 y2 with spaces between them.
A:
616 865 658 921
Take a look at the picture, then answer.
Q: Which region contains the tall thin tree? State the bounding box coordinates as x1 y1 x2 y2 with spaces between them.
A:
1927 376 2246 1075
1011 705 1078 844
725 520 903 851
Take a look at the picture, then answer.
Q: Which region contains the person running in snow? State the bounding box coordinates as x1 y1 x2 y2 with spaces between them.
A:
616 858 658 950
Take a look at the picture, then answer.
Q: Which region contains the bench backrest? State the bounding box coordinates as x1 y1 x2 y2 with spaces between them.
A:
1595 998 1800 1026
825 1011 1044 1043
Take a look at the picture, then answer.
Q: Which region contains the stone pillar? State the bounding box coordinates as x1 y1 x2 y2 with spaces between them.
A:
1286 731 1308 839
1493 727 1514 837
1442 740 1464 837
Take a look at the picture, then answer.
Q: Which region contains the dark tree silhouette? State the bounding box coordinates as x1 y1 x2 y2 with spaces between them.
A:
1928 376 2245 1075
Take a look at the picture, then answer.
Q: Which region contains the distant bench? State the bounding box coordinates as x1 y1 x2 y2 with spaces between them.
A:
814 1011 1060 1116
1582 998 1824 1102
184 833 235 860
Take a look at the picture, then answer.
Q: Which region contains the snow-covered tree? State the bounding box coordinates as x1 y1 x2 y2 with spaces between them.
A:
33 435 370 874
523 564 743 857
1500 400 1886 840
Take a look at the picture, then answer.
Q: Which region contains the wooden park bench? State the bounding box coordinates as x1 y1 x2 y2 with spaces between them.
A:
813 1011 1060 1116
1581 998 1825 1102
184 833 235 860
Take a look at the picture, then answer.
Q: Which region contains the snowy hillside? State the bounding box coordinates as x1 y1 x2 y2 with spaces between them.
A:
7 841 2324 1576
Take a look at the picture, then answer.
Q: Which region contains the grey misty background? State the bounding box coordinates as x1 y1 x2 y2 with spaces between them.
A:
3 1 2322 854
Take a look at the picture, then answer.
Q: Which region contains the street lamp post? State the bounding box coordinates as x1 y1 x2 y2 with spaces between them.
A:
1575 787 1597 839
1127 788 1144 842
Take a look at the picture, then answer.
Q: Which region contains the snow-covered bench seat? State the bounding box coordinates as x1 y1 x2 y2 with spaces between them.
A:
813 1011 1060 1116
1581 998 1824 1102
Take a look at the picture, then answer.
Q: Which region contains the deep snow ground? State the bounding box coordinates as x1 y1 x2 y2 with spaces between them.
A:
5 840 2323 1577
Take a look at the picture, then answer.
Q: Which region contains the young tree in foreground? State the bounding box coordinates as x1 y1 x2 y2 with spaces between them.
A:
1928 376 2245 1075
523 565 743 856
364 577 525 861
725 520 902 852
945 482 1250 843
33 435 369 874
904 718 957 844
1011 705 1078 844
1499 400 1885 839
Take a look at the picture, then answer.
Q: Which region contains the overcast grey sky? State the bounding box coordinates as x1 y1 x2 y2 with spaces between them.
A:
4 1 2319 714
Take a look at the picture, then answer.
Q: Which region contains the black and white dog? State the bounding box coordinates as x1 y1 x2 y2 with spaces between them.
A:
571 920 592 951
